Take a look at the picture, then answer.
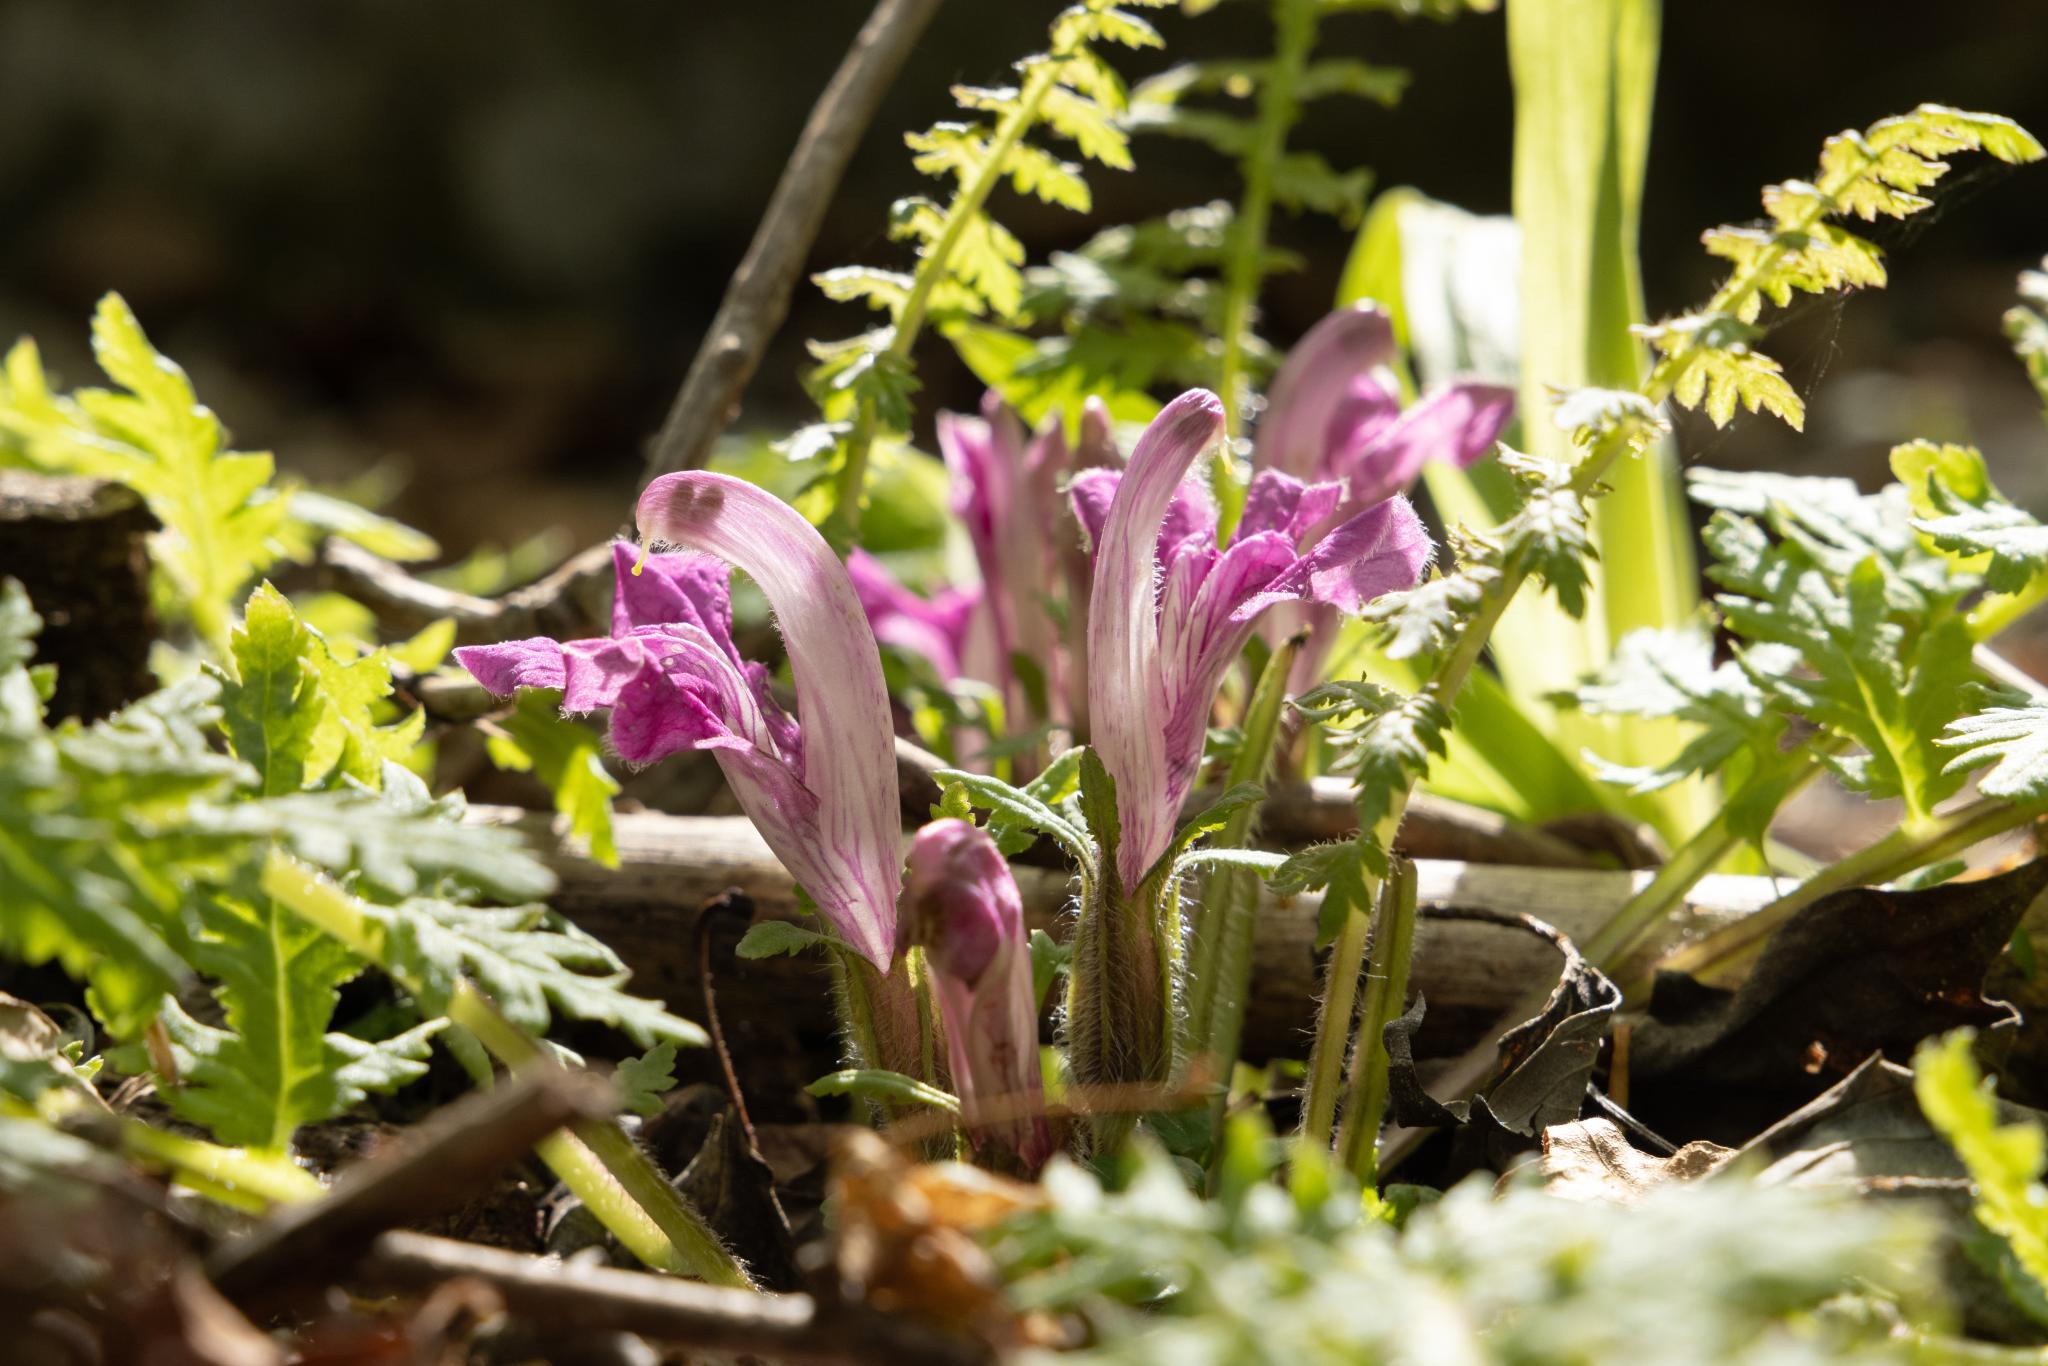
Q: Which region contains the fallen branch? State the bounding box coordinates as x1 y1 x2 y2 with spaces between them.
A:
208 1069 614 1302
357 1230 990 1366
642 0 949 483
469 805 1771 1063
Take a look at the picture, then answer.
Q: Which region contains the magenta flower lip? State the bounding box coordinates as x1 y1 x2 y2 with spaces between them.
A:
1079 388 1434 888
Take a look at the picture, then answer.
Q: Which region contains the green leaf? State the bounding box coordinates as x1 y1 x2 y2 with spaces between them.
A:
387 617 457 675
616 1041 679 1118
0 295 288 650
1570 624 1787 795
1154 782 1264 880
1077 747 1123 893
1503 0 1708 848
735 920 835 960
2005 258 2048 411
806 1068 960 1114
364 894 704 1048
936 765 1095 866
1029 927 1071 1013
216 584 321 796
284 489 439 563
209 772 557 904
1915 1030 2048 1298
483 690 621 869
1939 699 2048 804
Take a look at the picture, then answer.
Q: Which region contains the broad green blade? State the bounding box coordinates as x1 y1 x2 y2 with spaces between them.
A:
1506 0 1708 842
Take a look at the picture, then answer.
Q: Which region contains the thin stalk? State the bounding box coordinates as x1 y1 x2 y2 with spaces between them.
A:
1212 0 1317 509
1584 746 1836 971
117 1117 325 1211
1657 795 2041 988
1184 633 1304 1072
260 852 753 1289
1335 856 1418 1183
1299 885 1370 1149
831 58 1063 539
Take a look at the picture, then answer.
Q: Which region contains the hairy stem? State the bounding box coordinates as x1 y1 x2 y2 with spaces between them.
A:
1213 0 1317 506
1298 833 1381 1149
1335 856 1418 1184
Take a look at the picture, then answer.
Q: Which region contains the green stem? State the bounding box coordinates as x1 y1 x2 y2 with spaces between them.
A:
1296 125 1893 1150
1584 747 1834 972
1335 857 1417 1184
1658 796 2040 988
831 57 1063 540
260 851 753 1289
117 1116 324 1212
1212 0 1317 510
1184 634 1303 1074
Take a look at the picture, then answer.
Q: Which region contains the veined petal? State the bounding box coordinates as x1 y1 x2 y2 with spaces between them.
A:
608 541 738 658
1296 495 1435 614
1088 389 1226 887
847 548 977 681
1333 379 1514 509
456 637 566 696
636 473 903 968
1236 468 1345 543
1254 304 1398 481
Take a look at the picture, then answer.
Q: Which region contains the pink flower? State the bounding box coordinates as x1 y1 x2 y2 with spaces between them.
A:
902 818 1051 1172
629 473 904 968
1256 303 1514 517
846 548 978 683
938 395 1068 724
1074 389 1434 889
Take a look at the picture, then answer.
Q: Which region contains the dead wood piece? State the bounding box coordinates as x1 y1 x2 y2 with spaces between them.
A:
642 0 949 482
208 1069 614 1301
359 1230 991 1365
467 805 1770 1065
321 536 618 645
0 470 157 719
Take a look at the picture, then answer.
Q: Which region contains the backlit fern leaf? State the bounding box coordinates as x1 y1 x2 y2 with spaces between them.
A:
1637 104 2042 432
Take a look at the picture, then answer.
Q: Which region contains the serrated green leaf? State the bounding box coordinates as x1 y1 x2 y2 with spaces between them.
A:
1916 1030 2048 1298
284 489 439 563
936 765 1095 867
0 295 287 650
734 920 834 960
1939 699 2048 804
616 1041 679 1118
216 584 320 797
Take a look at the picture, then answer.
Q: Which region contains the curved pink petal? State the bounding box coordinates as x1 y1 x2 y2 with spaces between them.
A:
1254 304 1398 481
1333 379 1514 509
1087 388 1226 888
636 473 902 968
1297 495 1435 614
455 638 566 696
847 548 977 681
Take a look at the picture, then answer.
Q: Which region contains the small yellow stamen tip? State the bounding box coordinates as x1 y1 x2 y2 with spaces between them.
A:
631 545 650 577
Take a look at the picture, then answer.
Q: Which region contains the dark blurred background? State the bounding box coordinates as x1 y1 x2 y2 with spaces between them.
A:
3 0 2045 560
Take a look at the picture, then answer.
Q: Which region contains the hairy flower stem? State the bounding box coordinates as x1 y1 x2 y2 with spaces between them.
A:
1335 857 1418 1183
1184 636 1303 1152
832 948 945 1104
830 58 1063 542
1065 872 1175 1153
260 851 753 1289
1212 0 1317 512
1654 795 2042 990
113 1115 324 1212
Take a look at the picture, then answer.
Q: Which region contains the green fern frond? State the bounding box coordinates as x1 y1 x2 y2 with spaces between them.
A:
1637 104 2042 433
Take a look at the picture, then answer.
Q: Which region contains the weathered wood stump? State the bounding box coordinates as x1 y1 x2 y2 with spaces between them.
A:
0 472 156 719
